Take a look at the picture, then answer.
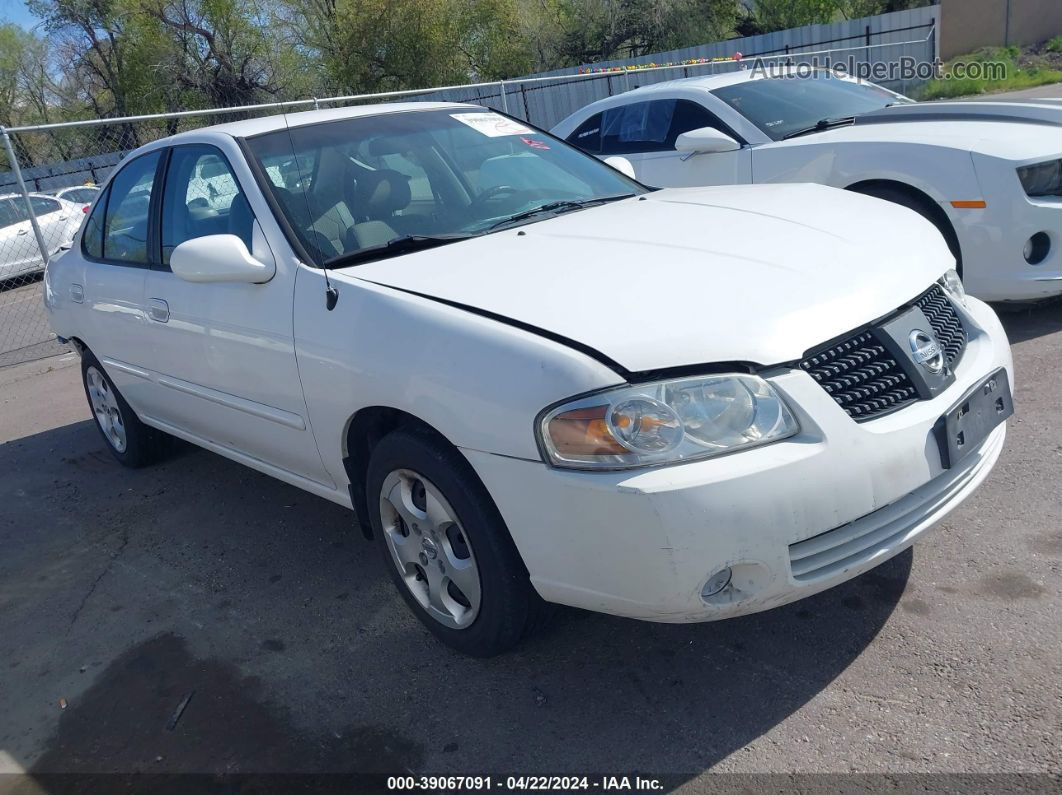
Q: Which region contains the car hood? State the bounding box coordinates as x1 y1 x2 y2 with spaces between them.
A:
347 183 950 373
771 101 1062 161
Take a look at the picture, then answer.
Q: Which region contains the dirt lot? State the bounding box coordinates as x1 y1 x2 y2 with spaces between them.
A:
0 302 1060 792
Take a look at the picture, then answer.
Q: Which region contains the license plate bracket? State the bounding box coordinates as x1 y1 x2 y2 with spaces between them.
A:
935 367 1013 469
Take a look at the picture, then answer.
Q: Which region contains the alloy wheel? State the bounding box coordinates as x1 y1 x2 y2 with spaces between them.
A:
85 366 127 453
379 469 481 629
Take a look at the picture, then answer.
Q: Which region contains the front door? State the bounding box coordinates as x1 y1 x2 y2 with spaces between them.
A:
140 143 332 486
597 98 753 188
629 146 752 188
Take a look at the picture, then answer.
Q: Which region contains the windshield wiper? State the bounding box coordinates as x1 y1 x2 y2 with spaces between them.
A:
488 194 634 231
324 234 474 268
782 116 856 140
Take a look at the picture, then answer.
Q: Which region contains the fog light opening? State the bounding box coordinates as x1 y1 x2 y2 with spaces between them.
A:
701 567 733 600
1024 232 1050 265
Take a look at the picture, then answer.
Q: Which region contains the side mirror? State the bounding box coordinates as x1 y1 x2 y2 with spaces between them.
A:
602 156 637 180
170 233 275 284
674 126 741 155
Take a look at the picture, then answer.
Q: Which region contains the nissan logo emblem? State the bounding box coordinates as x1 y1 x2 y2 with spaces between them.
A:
909 329 944 374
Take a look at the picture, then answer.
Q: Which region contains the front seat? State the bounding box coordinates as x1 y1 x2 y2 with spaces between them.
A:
350 169 412 248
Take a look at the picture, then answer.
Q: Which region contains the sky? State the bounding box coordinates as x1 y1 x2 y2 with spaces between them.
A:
0 0 41 31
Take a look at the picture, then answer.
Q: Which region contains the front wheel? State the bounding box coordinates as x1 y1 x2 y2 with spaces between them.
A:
367 429 548 656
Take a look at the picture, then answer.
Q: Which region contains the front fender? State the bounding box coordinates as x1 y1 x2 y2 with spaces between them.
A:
293 266 625 488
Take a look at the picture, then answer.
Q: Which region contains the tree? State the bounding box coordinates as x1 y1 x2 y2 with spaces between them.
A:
751 0 840 31
522 0 741 68
282 0 533 94
145 0 283 108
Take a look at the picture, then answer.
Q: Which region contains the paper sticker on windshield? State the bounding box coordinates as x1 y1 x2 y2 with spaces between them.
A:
451 112 532 137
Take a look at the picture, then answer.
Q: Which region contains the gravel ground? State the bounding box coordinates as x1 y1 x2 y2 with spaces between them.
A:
0 301 1059 793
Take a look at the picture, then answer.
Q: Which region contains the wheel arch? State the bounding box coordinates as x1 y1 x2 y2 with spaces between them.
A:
845 178 964 274
342 406 459 540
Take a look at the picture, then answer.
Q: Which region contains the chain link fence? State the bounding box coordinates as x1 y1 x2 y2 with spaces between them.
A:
0 15 935 367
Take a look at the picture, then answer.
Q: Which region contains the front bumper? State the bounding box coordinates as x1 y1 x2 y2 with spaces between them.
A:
961 155 1062 302
462 297 1013 622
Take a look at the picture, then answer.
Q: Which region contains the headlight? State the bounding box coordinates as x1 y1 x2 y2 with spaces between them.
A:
939 268 967 307
1017 159 1062 197
538 374 799 470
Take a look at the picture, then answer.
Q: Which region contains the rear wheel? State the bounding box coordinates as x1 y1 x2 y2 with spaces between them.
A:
367 428 548 656
81 351 169 468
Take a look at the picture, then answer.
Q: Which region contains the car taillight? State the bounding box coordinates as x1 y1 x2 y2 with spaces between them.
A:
82 206 90 213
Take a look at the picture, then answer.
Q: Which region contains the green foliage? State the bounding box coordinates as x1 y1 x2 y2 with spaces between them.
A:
1045 35 1062 54
752 0 839 30
918 45 1062 100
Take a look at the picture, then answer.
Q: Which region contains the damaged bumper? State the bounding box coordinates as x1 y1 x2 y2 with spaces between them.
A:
461 298 1013 622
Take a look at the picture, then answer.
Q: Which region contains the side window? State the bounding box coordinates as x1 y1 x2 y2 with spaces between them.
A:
566 113 603 154
5 198 30 224
666 100 733 147
67 188 99 204
82 191 105 259
600 100 676 155
103 152 161 264
0 199 20 229
161 145 254 266
30 196 61 216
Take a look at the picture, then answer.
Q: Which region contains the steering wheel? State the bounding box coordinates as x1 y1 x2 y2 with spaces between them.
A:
470 184 520 208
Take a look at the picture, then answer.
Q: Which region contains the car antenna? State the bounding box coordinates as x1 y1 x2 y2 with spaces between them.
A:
282 113 339 311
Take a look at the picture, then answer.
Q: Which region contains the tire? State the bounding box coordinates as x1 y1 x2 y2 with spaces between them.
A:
851 183 962 268
367 428 548 656
81 350 169 468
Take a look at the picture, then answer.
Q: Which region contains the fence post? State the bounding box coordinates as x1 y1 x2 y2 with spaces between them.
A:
1 126 51 271
499 80 510 114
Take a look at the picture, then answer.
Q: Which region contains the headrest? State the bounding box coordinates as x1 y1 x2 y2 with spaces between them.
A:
354 169 411 217
228 192 254 244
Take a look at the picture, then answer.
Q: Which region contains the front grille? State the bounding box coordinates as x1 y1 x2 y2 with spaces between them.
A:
916 285 966 365
800 331 918 419
799 285 966 422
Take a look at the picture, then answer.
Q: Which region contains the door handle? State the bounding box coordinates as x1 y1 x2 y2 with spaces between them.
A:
17 228 27 235
147 298 170 323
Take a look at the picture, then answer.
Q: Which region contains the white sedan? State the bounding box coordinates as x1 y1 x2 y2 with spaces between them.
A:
45 102 1013 656
0 193 84 281
552 71 1062 303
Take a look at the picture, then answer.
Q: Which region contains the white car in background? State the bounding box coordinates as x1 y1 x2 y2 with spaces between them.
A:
48 184 101 210
552 71 1062 303
45 102 1012 656
0 193 84 282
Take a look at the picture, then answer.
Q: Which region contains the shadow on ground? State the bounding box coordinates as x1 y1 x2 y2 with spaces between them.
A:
994 298 1062 344
0 416 911 787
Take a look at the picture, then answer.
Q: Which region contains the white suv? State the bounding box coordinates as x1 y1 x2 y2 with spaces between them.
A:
45 103 1013 656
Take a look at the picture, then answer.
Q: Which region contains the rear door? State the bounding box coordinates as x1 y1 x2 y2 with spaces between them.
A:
139 142 331 485
0 197 46 277
0 199 38 279
78 151 161 412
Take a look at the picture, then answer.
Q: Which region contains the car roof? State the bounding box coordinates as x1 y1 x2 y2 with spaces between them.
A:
0 192 67 200
625 69 756 95
615 66 859 98
163 100 481 143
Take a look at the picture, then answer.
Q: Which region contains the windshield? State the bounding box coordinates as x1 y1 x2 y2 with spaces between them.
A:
244 108 644 266
712 76 911 141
